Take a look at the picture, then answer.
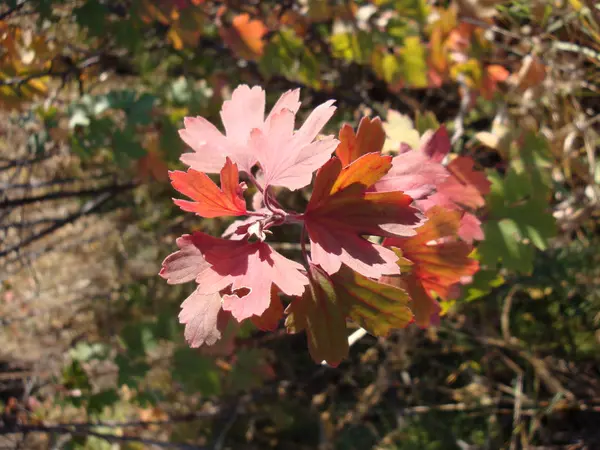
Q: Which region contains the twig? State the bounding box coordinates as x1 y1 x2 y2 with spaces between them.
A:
501 284 521 343
510 374 524 450
213 402 240 450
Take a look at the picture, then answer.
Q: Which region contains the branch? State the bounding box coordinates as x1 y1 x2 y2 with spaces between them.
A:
0 184 134 259
0 182 135 210
0 0 29 21
0 424 209 450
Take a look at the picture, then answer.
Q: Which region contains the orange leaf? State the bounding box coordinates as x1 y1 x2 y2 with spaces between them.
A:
480 64 509 99
170 158 247 218
220 14 267 61
335 117 386 167
250 286 284 331
510 55 546 91
137 149 169 182
384 207 479 300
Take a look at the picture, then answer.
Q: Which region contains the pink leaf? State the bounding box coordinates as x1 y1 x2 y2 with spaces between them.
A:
372 150 448 199
420 156 490 211
419 125 451 163
458 212 484 243
159 235 210 284
251 100 338 190
189 233 308 321
179 85 308 176
179 290 223 347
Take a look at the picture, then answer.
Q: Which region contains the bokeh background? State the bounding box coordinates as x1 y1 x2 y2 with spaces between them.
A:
1 0 599 449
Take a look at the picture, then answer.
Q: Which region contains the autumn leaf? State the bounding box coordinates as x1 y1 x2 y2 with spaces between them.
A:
179 290 224 347
304 154 424 278
382 110 421 152
169 157 248 218
481 64 509 99
509 55 546 91
285 264 349 366
420 156 491 211
286 264 413 365
335 117 386 167
137 135 169 182
220 13 268 61
185 233 308 322
383 207 479 326
332 266 412 336
250 286 284 331
250 99 338 190
335 117 446 199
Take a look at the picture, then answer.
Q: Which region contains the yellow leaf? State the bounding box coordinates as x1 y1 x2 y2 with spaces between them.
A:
382 109 421 153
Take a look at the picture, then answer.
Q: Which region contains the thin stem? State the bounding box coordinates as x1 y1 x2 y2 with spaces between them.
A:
300 224 309 267
245 171 264 194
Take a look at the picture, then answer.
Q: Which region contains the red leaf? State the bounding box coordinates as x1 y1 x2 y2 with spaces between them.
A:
170 157 248 218
304 154 424 278
419 126 451 163
384 207 479 301
188 233 308 321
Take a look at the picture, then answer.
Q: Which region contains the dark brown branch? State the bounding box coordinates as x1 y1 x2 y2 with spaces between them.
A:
0 184 135 259
0 182 136 210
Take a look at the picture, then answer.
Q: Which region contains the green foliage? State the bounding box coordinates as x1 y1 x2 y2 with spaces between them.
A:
173 348 221 395
479 132 557 274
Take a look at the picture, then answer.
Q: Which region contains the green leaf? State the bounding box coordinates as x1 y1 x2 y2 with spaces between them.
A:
333 267 412 337
479 219 535 273
69 342 108 362
128 93 156 125
115 354 149 388
260 30 321 88
173 348 221 395
415 111 440 135
120 323 158 357
400 36 428 88
227 349 269 392
113 129 146 165
331 31 373 64
285 264 349 366
462 270 505 302
88 389 119 415
372 49 402 84
74 0 108 35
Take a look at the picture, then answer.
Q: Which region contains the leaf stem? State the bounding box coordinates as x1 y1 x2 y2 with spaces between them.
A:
245 171 264 194
300 224 309 267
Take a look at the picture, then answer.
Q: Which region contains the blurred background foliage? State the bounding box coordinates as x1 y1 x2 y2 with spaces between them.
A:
0 0 599 448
